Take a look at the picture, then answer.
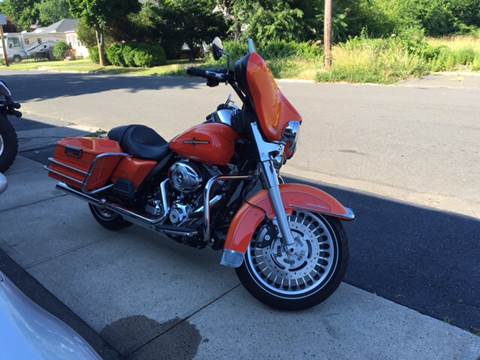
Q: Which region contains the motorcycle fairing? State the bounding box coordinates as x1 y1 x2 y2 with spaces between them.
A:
221 183 354 267
236 52 302 142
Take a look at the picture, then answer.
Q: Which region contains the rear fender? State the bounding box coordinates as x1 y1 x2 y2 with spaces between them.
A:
220 183 354 268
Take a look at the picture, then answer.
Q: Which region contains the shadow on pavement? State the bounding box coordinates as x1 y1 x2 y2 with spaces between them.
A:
9 116 480 335
1 72 203 102
291 176 480 334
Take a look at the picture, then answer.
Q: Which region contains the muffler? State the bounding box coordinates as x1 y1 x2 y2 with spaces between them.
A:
56 182 198 237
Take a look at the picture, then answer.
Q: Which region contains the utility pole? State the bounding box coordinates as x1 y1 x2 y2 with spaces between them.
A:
0 15 8 67
324 0 332 71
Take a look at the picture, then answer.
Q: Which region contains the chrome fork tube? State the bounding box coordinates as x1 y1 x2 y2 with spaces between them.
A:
260 160 295 247
250 122 295 247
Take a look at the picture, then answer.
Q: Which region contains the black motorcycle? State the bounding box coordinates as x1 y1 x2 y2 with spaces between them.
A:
0 81 21 172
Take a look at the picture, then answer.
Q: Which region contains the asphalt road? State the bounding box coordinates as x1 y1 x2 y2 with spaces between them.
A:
0 71 479 357
3 70 480 217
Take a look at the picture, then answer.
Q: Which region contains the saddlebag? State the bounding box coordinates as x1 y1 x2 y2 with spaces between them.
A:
46 137 125 192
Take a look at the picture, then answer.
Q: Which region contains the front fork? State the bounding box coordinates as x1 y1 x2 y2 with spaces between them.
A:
251 123 296 248
260 160 296 248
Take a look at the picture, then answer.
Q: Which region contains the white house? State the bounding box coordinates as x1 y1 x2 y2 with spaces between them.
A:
22 19 89 58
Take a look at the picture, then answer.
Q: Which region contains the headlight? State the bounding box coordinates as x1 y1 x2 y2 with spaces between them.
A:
283 121 301 160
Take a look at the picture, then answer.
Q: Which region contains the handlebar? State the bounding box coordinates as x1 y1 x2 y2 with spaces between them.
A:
186 67 207 77
186 67 229 86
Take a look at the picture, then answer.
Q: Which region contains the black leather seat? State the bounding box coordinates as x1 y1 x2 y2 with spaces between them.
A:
108 125 170 161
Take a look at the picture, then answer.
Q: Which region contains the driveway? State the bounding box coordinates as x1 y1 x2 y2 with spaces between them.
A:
0 71 479 359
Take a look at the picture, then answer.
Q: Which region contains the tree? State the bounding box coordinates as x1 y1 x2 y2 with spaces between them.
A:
68 0 140 66
243 2 305 44
36 0 73 26
0 0 38 31
161 0 228 59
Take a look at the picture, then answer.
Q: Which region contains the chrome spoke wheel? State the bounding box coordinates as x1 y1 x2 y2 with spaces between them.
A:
0 133 4 157
246 210 339 297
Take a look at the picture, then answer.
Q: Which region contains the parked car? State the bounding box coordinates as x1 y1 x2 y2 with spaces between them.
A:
0 173 102 360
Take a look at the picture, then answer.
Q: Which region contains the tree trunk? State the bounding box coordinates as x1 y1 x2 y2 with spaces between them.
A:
94 27 107 66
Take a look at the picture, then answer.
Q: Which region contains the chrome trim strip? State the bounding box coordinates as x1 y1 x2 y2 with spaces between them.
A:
220 249 244 268
47 157 88 175
45 152 130 194
45 166 83 185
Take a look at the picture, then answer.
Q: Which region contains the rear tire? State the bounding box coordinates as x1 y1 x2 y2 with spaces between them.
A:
0 116 18 173
236 212 349 310
89 204 132 231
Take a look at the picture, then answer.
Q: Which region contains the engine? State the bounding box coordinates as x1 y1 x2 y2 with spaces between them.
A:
169 162 203 193
145 160 221 226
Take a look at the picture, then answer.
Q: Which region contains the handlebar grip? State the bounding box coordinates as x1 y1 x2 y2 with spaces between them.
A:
186 67 207 77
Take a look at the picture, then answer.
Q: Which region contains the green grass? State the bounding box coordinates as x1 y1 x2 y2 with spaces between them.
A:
317 35 480 84
0 58 199 77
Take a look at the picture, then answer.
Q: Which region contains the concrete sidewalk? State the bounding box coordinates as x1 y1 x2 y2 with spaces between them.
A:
1 155 479 359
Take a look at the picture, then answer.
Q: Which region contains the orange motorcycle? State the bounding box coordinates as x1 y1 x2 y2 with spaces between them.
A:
46 38 354 310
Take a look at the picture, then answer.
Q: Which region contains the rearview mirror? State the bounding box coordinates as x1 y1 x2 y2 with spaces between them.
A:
212 37 224 61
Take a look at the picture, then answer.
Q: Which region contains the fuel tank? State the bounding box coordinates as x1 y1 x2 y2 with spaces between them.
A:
169 123 238 166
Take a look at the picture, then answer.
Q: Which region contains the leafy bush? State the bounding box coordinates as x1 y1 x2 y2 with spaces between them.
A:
107 43 167 68
132 44 166 67
122 44 137 67
223 40 322 63
106 43 125 66
52 41 70 60
223 41 248 63
88 47 99 64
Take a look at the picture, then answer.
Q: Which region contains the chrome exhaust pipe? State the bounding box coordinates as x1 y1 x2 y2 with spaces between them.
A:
56 182 162 224
55 182 197 237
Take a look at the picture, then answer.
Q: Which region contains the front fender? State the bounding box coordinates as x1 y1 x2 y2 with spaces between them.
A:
220 183 354 268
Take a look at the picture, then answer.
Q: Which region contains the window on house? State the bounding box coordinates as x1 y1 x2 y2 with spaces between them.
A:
7 38 21 48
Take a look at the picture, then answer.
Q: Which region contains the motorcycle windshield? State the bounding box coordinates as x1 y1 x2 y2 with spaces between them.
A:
241 52 302 142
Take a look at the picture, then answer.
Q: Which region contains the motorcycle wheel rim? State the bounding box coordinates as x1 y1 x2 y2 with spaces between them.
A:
92 205 116 220
246 210 339 297
0 133 4 157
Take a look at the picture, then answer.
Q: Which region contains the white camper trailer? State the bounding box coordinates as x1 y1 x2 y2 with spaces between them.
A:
0 33 28 62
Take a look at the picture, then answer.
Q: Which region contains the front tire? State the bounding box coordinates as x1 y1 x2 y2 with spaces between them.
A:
236 211 349 310
89 204 132 231
0 116 18 172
